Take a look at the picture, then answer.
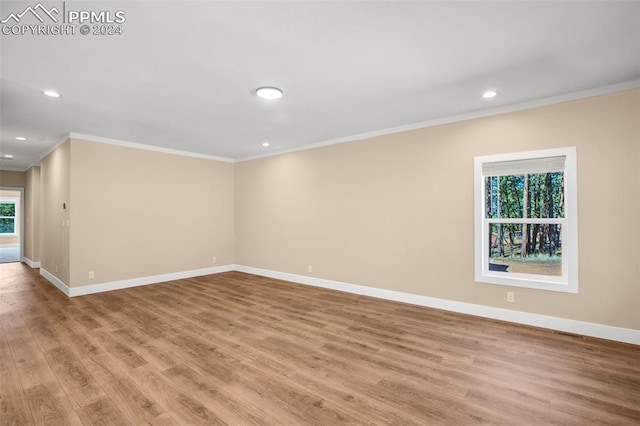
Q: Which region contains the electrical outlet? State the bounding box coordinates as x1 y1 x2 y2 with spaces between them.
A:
89 271 95 279
507 291 515 303
212 256 217 264
308 265 313 273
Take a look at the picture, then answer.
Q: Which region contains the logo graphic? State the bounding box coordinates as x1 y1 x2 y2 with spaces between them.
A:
2 2 126 36
1 2 59 24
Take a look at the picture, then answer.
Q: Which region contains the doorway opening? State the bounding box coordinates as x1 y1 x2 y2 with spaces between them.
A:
0 187 23 263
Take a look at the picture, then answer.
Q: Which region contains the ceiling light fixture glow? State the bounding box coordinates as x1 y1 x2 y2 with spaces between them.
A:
2 154 14 159
261 142 271 147
16 136 26 141
43 90 61 98
256 86 283 100
482 90 498 99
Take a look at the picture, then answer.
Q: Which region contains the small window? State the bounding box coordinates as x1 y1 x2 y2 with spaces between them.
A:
0 201 17 235
474 148 578 293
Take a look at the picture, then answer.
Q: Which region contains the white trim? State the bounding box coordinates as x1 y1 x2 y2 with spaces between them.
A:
36 262 640 345
235 265 639 346
0 166 29 172
39 135 71 163
24 80 640 167
473 147 578 293
40 268 70 296
485 218 564 224
69 133 235 163
237 79 640 162
0 187 24 263
0 197 19 237
68 264 234 297
22 257 41 268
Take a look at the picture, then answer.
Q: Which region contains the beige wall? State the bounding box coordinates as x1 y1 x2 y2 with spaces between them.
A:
40 141 71 283
0 236 20 245
24 166 41 262
28 89 638 331
68 139 235 287
0 170 26 187
235 89 640 330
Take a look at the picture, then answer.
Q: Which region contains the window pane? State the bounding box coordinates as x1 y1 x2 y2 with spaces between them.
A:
527 172 564 218
499 175 525 218
0 203 15 216
484 175 525 218
0 218 15 234
485 176 498 218
488 223 562 277
485 172 564 219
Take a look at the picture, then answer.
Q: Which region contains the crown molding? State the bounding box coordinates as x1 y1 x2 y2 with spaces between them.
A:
39 134 71 163
237 79 640 162
0 166 29 172
69 133 235 163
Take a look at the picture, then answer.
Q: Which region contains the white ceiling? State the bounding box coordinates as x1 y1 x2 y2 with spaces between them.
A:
1 1 639 170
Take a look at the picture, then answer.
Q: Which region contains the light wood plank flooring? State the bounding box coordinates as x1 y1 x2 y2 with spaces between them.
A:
1 262 639 425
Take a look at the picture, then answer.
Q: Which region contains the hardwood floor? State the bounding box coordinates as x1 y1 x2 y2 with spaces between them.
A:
1 262 639 425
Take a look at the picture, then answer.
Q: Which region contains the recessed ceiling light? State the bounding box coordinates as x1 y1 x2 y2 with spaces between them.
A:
2 154 14 159
16 136 26 141
43 90 61 98
261 142 271 147
256 86 283 100
482 90 498 99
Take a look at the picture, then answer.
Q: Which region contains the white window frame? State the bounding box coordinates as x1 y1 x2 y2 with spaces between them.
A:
0 198 18 236
474 147 578 293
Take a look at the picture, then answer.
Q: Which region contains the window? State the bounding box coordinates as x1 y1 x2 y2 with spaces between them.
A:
0 201 17 235
474 147 578 293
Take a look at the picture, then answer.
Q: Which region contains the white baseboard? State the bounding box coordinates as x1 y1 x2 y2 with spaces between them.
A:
235 265 640 346
67 265 235 297
23 257 41 268
40 265 234 297
37 262 639 345
40 268 70 296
